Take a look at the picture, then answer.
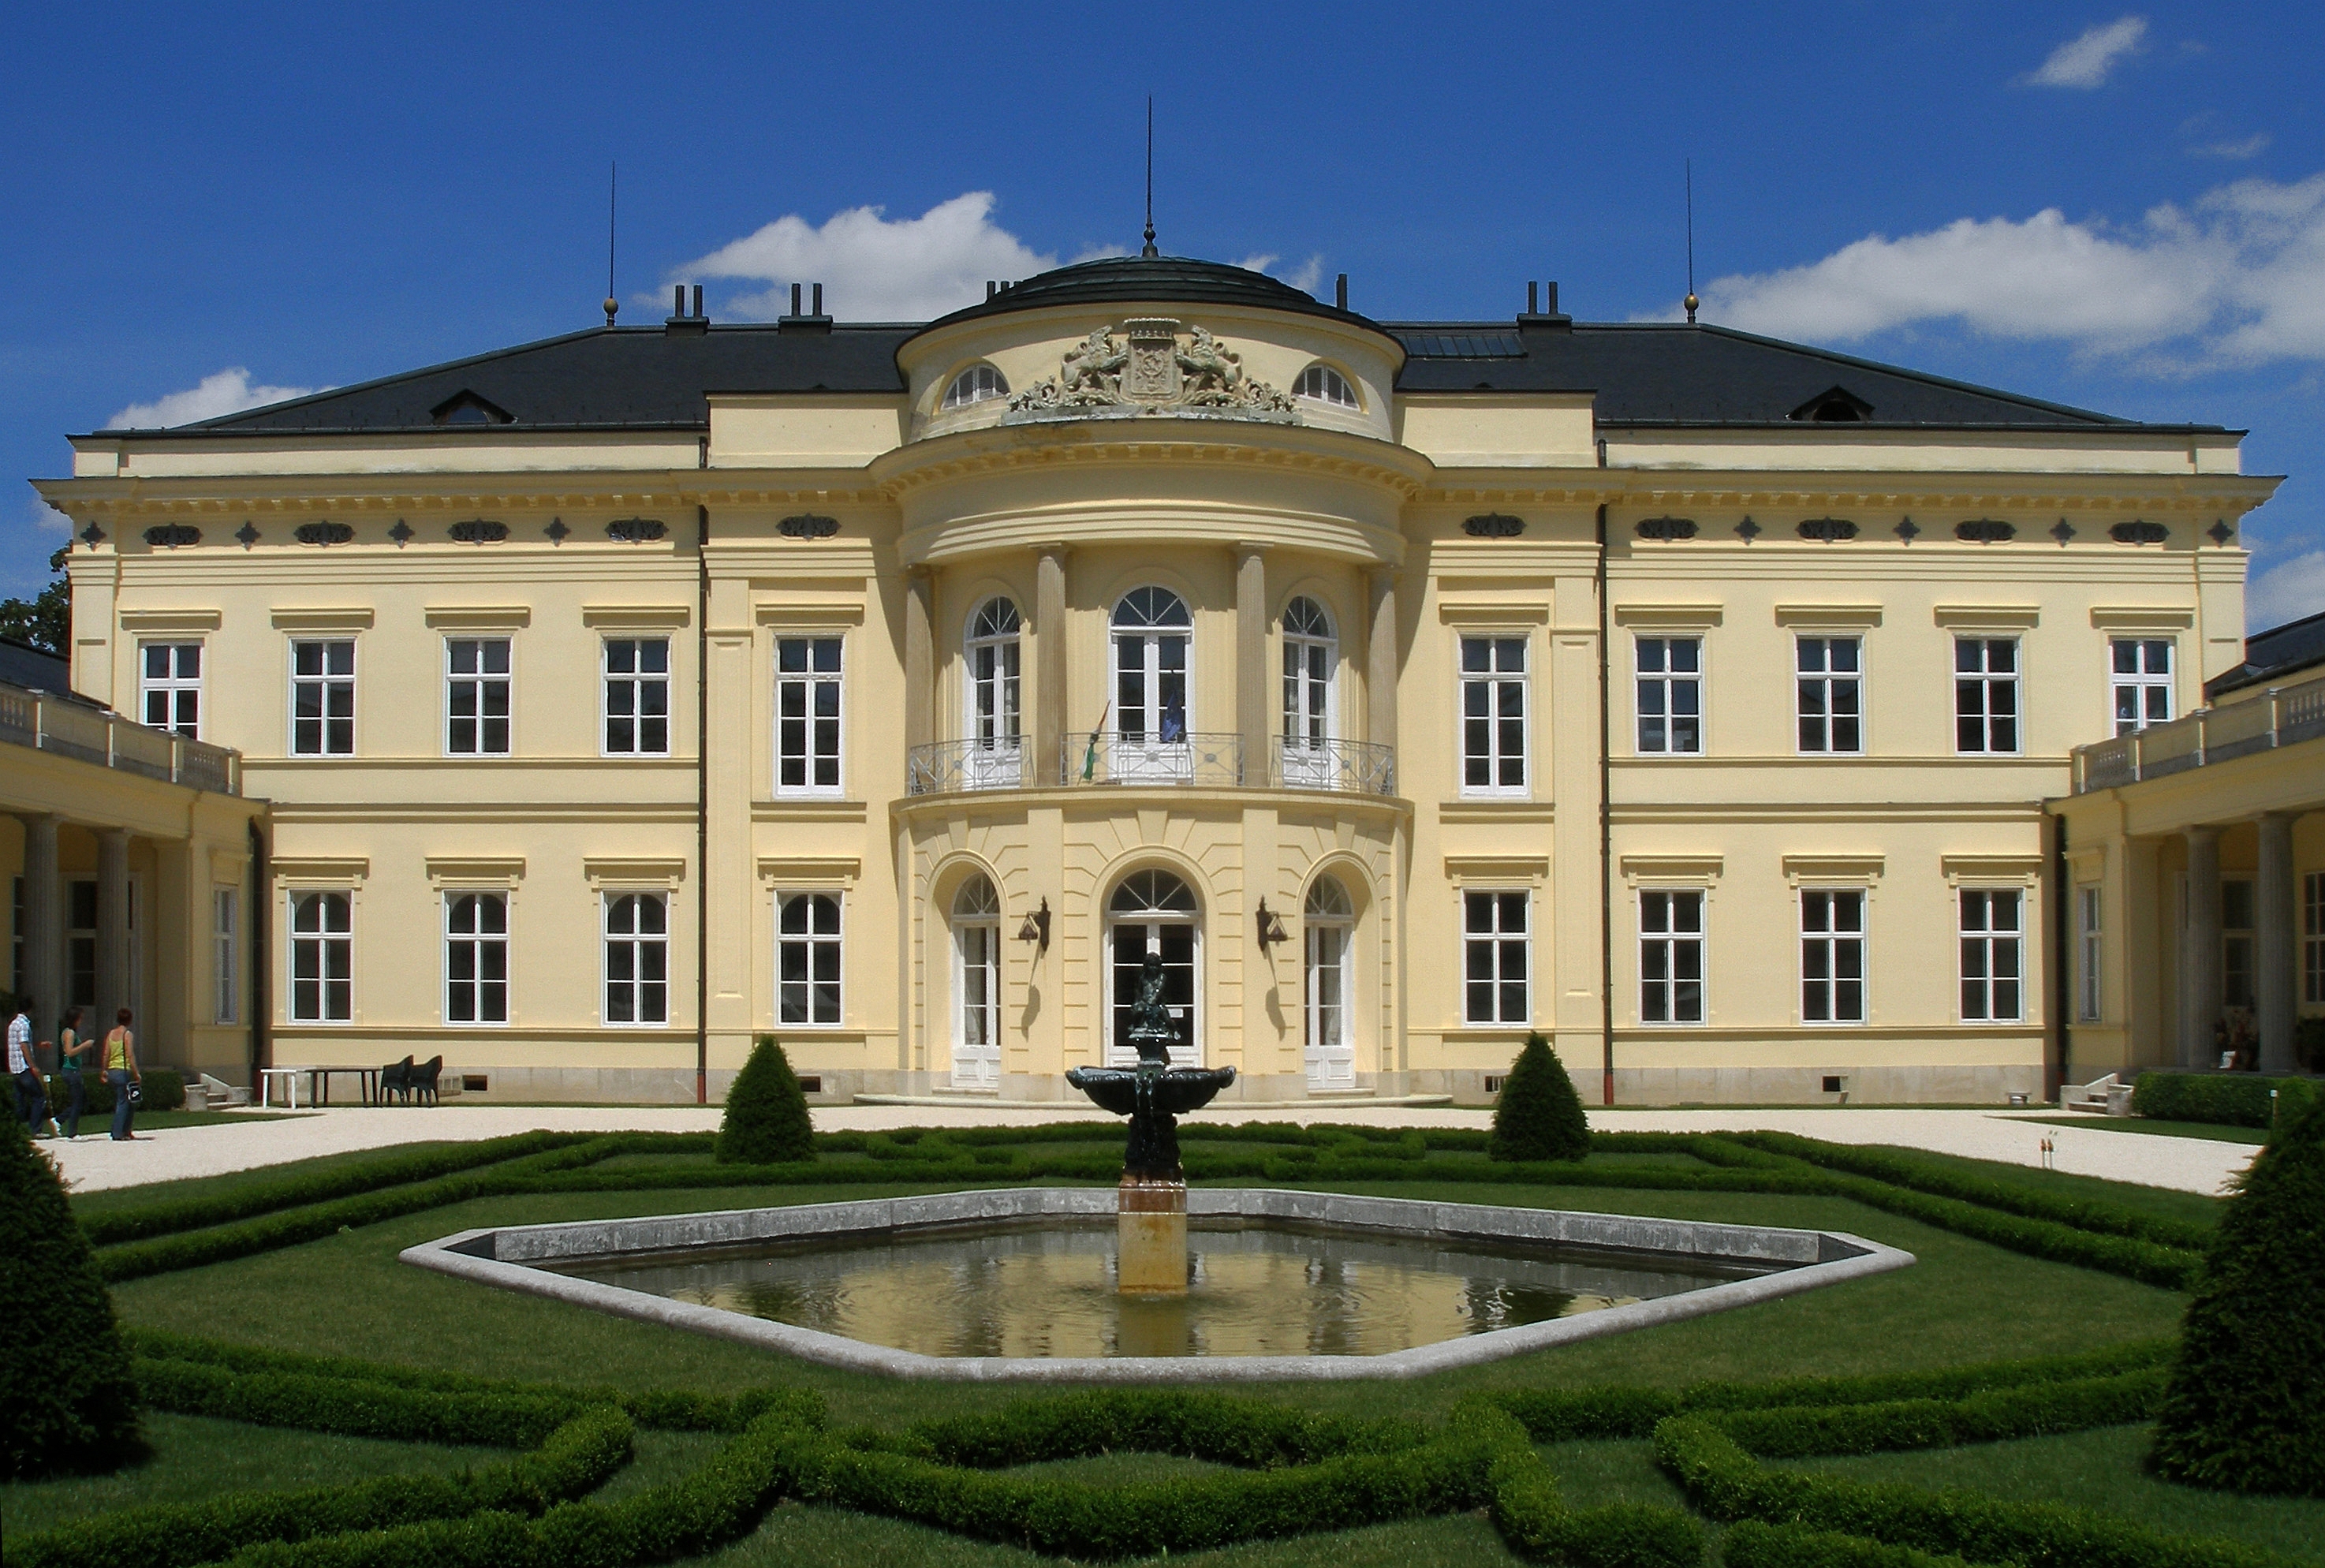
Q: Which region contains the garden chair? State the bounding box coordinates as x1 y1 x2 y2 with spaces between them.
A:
379 1055 414 1105
410 1056 444 1107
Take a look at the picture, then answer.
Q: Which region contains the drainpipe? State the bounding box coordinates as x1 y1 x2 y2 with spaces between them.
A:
248 816 268 1086
2048 812 2068 1103
1596 503 1614 1107
696 503 711 1104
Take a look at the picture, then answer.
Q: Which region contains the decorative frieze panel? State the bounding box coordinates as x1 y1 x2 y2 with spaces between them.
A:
1006 320 1295 421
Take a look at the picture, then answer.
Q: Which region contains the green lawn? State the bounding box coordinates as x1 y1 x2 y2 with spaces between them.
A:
2020 1114 2271 1145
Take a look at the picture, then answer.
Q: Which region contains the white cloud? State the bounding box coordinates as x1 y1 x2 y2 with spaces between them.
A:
2027 16 2148 88
109 368 319 429
2191 133 2271 160
670 192 1058 321
1692 172 2325 368
2248 550 2325 631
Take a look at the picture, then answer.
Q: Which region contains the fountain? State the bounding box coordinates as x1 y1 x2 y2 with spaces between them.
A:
1064 954 1236 1294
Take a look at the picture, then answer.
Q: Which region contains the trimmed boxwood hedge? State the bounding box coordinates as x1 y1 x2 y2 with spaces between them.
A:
2133 1071 2320 1130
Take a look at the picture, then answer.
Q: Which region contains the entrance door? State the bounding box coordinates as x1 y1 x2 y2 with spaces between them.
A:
1303 875 1355 1089
1110 588 1191 782
1279 596 1337 789
951 875 1002 1088
1107 869 1199 1066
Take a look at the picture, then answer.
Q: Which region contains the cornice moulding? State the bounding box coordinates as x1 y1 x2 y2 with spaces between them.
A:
1781 854 1887 883
1933 604 2041 629
1613 603 1725 627
1940 853 2045 884
271 856 369 882
2088 605 2196 629
1437 601 1551 625
424 605 532 629
425 856 525 885
1442 854 1550 882
757 856 861 885
583 604 692 629
583 856 687 887
1618 853 1726 883
118 607 222 632
1775 603 1884 628
270 607 375 631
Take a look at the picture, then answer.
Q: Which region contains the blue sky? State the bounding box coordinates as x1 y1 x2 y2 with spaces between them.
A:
6 3 2323 627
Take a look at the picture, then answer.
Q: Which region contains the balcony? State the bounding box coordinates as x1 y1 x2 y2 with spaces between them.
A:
2071 673 2325 793
905 734 1395 797
0 680 242 795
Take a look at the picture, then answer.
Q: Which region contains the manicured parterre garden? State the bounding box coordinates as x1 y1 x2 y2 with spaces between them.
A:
7 1116 2323 1566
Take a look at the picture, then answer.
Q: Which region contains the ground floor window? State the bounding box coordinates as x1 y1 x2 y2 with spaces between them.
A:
2221 879 2256 1011
1800 889 1865 1024
778 892 843 1025
1465 890 1529 1024
1108 870 1199 1066
1304 875 1355 1088
289 890 353 1023
445 892 508 1024
604 894 668 1025
2077 885 2101 1023
2307 872 2325 1006
69 879 96 1009
214 889 238 1025
1640 890 1704 1024
953 875 1001 1085
1959 889 2023 1022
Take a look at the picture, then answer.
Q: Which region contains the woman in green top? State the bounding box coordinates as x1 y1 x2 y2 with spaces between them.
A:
104 1009 141 1141
55 1007 89 1139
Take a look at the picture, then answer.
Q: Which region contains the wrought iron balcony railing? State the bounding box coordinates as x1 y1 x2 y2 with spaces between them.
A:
1063 732 1245 788
2072 673 2325 793
1274 736 1395 795
906 736 1030 794
0 679 243 795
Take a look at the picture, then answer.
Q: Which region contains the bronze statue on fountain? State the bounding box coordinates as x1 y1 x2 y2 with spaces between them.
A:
1066 954 1237 1178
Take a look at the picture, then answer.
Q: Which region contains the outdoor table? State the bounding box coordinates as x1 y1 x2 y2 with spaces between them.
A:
307 1066 382 1105
256 1067 304 1109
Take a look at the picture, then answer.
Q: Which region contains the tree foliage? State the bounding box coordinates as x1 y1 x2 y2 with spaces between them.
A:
0 547 70 655
1487 1032 1590 1163
714 1036 815 1165
0 1125 141 1477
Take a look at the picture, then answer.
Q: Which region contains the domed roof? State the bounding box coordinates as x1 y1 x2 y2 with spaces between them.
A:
913 254 1379 335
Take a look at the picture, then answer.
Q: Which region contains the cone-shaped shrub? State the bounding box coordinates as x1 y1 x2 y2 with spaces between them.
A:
715 1035 815 1165
0 1126 141 1477
1487 1032 1590 1163
2151 1096 2325 1494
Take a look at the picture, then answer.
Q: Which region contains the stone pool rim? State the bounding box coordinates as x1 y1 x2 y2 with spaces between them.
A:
400 1187 1914 1383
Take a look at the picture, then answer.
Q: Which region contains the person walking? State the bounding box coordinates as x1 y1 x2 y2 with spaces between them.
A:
55 1007 90 1140
103 1008 142 1141
9 998 50 1137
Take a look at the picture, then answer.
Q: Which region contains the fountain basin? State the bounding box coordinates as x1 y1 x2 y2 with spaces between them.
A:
404 1189 1911 1381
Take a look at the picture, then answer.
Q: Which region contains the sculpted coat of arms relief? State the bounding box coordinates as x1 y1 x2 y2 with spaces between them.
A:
1008 319 1297 418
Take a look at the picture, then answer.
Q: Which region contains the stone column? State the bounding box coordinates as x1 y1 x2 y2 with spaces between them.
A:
1367 569 1399 760
97 828 130 1038
2255 812 2297 1075
1035 546 1069 786
902 568 934 755
1233 545 1268 785
17 815 59 1039
2181 826 2222 1069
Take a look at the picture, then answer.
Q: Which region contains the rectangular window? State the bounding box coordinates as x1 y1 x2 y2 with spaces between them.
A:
1458 636 1528 795
2222 879 2256 1011
1801 889 1865 1023
1640 890 1706 1024
2077 885 2102 1023
603 893 668 1025
775 637 844 795
289 890 353 1023
9 876 22 998
140 641 203 738
2305 872 2325 1006
2110 639 2174 736
1462 890 1530 1024
214 889 238 1025
1636 637 1703 754
777 892 843 1025
1959 889 2023 1022
1954 637 2020 754
444 892 508 1024
68 880 95 1009
290 640 356 756
445 637 512 756
1796 637 1861 754
603 637 670 756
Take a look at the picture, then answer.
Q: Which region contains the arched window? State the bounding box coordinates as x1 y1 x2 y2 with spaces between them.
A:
1107 869 1199 1067
1293 364 1358 409
1110 588 1192 780
964 596 1022 786
1304 875 1354 1089
942 364 1009 409
953 874 1002 1087
1279 595 1336 785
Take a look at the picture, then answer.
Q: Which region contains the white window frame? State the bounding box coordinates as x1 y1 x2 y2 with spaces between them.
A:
442 891 509 1025
774 637 845 797
776 890 845 1027
602 637 671 757
2077 884 2103 1022
1958 888 2025 1023
140 640 203 739
1293 364 1359 409
1799 888 1866 1025
1635 636 1704 756
1462 888 1531 1025
1303 875 1356 1088
602 891 669 1027
1457 634 1529 797
1795 636 1863 755
444 637 513 757
942 364 1009 409
964 599 1022 786
1954 637 2021 755
1106 870 1203 1067
1639 888 1706 1025
1110 588 1193 780
289 639 356 756
2110 638 2174 737
952 876 1002 1085
1281 595 1338 786
286 890 353 1024
213 887 238 1025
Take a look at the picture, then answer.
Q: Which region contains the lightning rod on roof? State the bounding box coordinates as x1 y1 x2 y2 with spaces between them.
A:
1142 96 1158 258
604 162 620 327
1683 159 1698 326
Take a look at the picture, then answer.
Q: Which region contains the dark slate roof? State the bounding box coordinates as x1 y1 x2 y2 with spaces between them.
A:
917 254 1375 334
0 635 71 693
2207 608 2325 700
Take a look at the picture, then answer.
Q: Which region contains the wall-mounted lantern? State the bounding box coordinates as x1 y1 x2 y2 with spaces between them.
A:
1017 897 1051 954
1255 898 1289 948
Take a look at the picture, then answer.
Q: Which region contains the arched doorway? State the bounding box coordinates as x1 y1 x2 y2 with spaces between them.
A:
951 873 1002 1088
1303 874 1355 1088
1107 868 1200 1066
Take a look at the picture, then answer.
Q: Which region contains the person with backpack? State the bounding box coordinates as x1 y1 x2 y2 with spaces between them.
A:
55 1007 90 1139
103 1008 142 1141
9 999 51 1137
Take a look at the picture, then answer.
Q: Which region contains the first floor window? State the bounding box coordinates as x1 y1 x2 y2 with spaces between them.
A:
778 892 842 1025
289 890 352 1022
1954 637 2019 754
2222 879 2256 1011
2077 886 2102 1022
603 638 670 756
2305 872 2325 1005
140 641 203 737
2111 639 2173 735
214 889 238 1025
776 637 843 793
1636 636 1703 754
446 637 512 756
291 640 356 755
604 894 667 1025
1959 889 2023 1022
1800 889 1865 1024
1796 637 1861 753
444 892 508 1024
1640 890 1705 1024
1460 636 1528 793
1464 890 1529 1024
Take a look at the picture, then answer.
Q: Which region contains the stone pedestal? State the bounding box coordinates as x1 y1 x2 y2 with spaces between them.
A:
1117 1176 1188 1294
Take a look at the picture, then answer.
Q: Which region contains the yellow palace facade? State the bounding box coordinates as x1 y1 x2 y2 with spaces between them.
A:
28 256 2278 1104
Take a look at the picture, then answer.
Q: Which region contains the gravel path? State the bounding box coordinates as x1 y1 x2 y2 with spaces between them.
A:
43 1101 2256 1197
